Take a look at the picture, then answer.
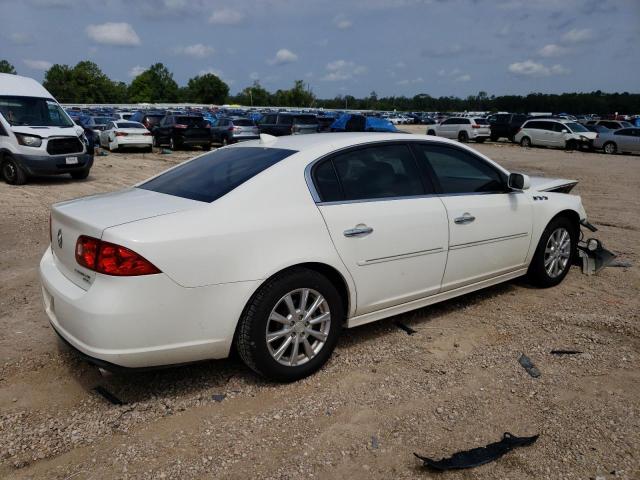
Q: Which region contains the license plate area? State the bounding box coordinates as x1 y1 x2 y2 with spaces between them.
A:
66 156 78 165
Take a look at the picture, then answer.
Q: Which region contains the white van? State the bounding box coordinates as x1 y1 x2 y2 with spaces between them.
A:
0 73 93 185
514 118 597 150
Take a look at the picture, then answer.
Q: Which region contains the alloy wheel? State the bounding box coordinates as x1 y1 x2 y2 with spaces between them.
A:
544 227 571 278
265 288 331 367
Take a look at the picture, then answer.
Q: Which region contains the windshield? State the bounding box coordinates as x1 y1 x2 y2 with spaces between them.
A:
565 122 589 133
621 121 633 128
0 96 74 127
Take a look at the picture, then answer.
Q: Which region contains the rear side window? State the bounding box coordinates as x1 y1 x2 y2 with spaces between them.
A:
140 147 296 203
294 115 317 125
277 115 293 125
413 144 505 194
232 119 255 126
315 144 424 202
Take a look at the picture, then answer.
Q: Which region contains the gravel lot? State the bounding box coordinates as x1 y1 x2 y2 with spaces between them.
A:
1 129 638 479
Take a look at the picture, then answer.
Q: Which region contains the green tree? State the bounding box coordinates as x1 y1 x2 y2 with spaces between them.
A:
128 63 179 103
235 81 271 106
185 73 229 104
43 64 76 102
0 60 17 74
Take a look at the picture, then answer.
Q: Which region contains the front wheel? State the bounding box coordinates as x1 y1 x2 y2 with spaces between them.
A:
427 129 436 136
603 142 617 155
527 216 577 288
458 131 469 143
235 268 344 382
520 136 532 148
2 156 27 185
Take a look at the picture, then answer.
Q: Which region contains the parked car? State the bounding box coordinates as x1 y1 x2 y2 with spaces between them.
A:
489 113 531 142
586 119 633 130
129 111 165 131
427 117 490 143
0 73 92 185
98 121 153 152
316 115 336 132
593 128 640 154
515 119 597 150
77 115 114 144
584 124 610 134
211 117 259 145
258 113 319 136
112 112 134 121
152 114 211 150
41 133 599 381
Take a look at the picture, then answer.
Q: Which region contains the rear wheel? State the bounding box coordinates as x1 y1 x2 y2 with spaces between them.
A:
520 136 532 148
476 138 486 143
458 131 469 143
490 135 499 142
2 155 27 185
427 129 436 136
603 142 617 155
235 268 344 382
527 216 577 288
169 137 177 150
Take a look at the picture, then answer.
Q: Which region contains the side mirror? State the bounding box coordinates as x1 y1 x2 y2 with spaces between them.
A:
561 129 569 133
508 172 530 191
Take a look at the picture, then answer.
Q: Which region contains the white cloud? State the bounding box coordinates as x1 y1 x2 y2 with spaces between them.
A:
454 74 471 82
129 65 146 78
172 43 215 58
333 14 352 29
538 44 570 57
508 59 571 77
85 22 141 47
249 71 259 80
209 8 245 25
397 77 424 86
23 59 52 70
562 28 594 44
322 60 367 81
10 33 33 45
267 48 298 65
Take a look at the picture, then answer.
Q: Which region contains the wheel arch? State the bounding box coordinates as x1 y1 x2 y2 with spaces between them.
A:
528 206 582 266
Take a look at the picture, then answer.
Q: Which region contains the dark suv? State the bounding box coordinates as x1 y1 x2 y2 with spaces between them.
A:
129 111 166 131
258 113 319 136
152 115 212 150
489 113 530 142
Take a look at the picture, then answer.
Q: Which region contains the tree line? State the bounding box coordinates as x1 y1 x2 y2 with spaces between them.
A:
1 59 639 114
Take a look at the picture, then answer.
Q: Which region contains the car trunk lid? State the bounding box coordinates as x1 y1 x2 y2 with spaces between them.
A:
50 188 203 290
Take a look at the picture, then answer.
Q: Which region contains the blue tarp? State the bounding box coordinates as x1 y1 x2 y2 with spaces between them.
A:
330 113 397 132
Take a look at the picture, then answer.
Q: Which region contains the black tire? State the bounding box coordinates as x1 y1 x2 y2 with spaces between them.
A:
203 143 212 151
476 138 486 143
427 129 436 136
221 137 228 146
153 136 160 148
603 142 617 155
70 168 90 180
458 131 469 143
236 268 344 382
508 135 516 143
565 139 577 151
2 155 27 185
527 216 577 288
520 136 532 148
169 137 177 150
145 146 153 153
490 135 499 142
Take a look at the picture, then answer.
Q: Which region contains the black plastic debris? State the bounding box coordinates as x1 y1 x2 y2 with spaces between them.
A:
518 354 541 378
93 386 124 405
394 321 416 335
371 435 379 449
212 394 226 402
550 349 583 355
414 432 539 471
608 259 633 268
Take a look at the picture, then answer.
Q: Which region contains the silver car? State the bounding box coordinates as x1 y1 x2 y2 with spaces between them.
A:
593 128 640 154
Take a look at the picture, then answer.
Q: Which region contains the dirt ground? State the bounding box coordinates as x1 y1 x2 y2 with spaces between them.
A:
1 130 639 479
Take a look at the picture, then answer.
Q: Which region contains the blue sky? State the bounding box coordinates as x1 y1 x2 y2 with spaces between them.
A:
2 0 639 98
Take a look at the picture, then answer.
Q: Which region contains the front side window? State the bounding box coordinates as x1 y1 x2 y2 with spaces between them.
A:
0 96 74 127
277 115 293 125
441 118 455 125
140 147 297 203
413 144 505 194
314 144 424 202
565 122 588 133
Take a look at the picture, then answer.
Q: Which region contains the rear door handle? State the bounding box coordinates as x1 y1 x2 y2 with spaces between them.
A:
343 225 374 237
454 213 476 224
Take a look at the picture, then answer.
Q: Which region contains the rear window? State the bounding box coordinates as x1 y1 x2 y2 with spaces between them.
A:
232 119 255 126
145 115 163 126
116 122 144 129
474 118 489 125
177 116 206 127
294 115 318 125
139 147 297 203
94 117 113 124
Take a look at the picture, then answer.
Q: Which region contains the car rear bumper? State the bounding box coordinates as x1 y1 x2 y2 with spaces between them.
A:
115 137 153 147
15 152 93 175
39 247 260 369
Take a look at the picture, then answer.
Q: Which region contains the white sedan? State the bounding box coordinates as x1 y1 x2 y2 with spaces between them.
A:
41 133 594 381
98 121 153 152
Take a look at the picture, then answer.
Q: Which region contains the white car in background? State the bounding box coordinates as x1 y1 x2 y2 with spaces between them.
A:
41 133 596 381
515 119 597 150
427 117 491 143
98 121 153 152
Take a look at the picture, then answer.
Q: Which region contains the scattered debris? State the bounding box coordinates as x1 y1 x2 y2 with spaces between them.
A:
608 259 633 268
550 349 583 355
212 394 226 403
371 435 379 449
414 432 539 471
393 321 416 335
518 354 541 378
160 148 172 155
92 386 124 405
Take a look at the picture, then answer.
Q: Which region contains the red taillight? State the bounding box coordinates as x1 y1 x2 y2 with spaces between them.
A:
472 124 481 128
115 131 128 136
228 126 235 131
174 124 188 129
143 132 152 136
75 235 160 276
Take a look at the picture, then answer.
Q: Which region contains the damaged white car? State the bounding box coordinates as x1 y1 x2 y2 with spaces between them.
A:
40 133 609 381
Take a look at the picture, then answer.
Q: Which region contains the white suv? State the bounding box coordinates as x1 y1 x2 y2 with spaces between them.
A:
515 119 597 150
427 117 490 143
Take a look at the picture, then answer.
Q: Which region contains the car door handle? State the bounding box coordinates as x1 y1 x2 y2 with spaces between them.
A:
343 225 374 237
454 213 476 224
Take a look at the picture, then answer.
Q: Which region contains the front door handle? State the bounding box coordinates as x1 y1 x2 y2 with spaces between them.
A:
343 224 374 237
454 213 476 224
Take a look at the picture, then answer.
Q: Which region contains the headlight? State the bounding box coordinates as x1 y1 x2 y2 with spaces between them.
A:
80 133 89 145
15 133 42 148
